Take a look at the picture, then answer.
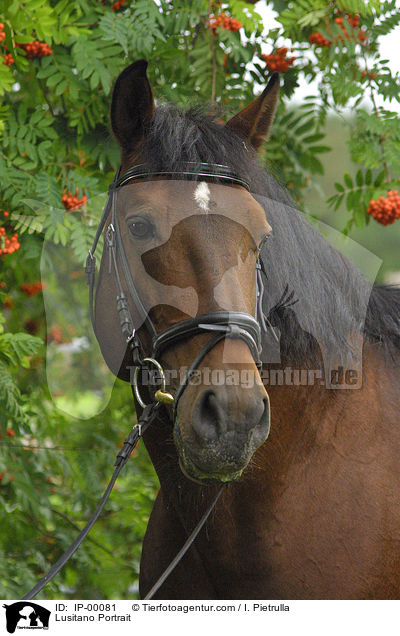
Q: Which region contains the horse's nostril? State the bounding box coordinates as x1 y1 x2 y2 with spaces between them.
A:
192 390 225 443
191 389 270 444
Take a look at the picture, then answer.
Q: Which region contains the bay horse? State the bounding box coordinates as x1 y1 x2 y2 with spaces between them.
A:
94 60 400 599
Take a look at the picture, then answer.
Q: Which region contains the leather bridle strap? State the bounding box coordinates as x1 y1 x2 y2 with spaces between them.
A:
144 484 225 599
173 333 226 417
115 162 251 191
152 311 262 363
110 189 157 340
85 193 113 330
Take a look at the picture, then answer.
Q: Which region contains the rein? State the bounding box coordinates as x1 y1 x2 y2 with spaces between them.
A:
22 162 268 600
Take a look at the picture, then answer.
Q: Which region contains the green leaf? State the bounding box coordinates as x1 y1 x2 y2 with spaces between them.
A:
309 145 331 154
344 173 353 189
374 170 386 187
353 206 367 228
0 333 42 366
334 194 344 210
355 169 364 187
295 119 315 136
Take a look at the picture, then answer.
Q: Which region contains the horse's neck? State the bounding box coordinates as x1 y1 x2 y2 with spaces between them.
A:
141 351 400 596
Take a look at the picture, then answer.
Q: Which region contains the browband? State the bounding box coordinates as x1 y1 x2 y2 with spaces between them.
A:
114 162 251 191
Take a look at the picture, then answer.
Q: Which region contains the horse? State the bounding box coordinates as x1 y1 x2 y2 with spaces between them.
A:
93 59 400 599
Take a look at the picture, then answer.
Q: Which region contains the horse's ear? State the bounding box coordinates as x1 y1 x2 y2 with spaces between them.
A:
225 73 279 152
111 59 154 153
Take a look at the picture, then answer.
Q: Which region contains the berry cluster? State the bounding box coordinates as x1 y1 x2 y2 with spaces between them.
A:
208 13 242 33
349 14 360 28
0 210 20 255
309 13 366 48
308 32 331 47
367 190 400 226
333 15 350 41
20 281 44 296
62 187 87 210
112 0 126 11
261 48 296 73
0 23 14 66
0 227 20 255
334 16 366 42
3 53 14 66
18 40 52 59
111 0 126 11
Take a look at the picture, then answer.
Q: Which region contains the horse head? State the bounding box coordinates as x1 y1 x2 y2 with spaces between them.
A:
94 60 279 483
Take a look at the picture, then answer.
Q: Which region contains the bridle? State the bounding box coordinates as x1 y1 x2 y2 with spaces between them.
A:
22 162 270 601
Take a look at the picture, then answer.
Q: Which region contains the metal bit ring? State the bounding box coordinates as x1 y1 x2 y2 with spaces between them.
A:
133 357 168 408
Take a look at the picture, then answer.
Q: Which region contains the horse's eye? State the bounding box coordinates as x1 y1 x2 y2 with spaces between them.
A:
127 216 154 239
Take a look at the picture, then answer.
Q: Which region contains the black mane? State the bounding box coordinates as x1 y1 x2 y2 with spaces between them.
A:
142 103 400 362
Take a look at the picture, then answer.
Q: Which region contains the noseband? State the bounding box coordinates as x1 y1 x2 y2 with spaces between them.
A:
85 162 268 413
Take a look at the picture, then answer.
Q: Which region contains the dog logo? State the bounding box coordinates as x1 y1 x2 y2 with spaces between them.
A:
3 602 50 633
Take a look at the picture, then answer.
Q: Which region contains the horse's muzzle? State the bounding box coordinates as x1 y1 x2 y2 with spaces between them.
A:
175 387 270 482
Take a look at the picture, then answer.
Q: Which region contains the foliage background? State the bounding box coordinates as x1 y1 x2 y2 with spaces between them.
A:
0 0 399 599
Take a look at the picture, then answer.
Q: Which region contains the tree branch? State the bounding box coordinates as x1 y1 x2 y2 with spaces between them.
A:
209 0 217 104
